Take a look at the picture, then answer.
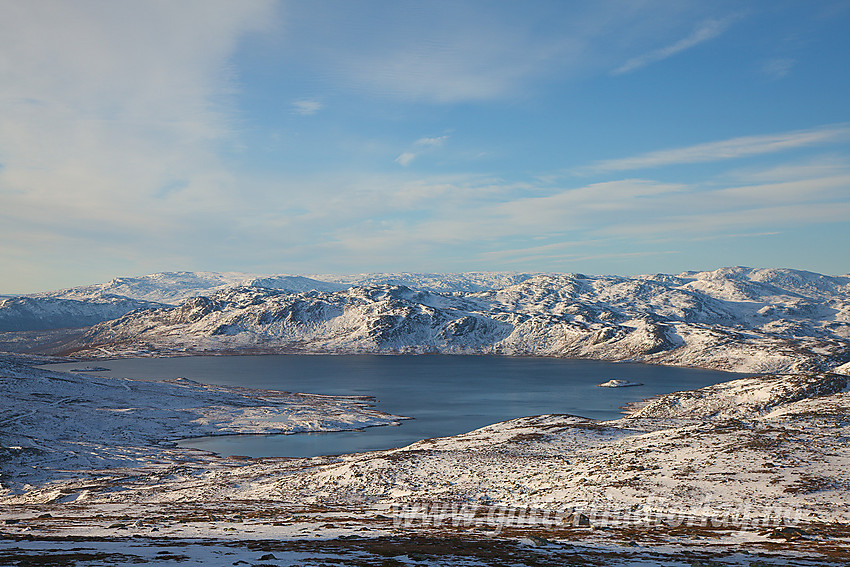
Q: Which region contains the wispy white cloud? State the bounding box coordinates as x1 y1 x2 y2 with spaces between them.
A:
292 99 323 115
612 17 737 75
415 135 448 147
0 1 276 290
333 28 572 103
395 152 417 167
582 124 850 173
481 244 679 267
395 134 451 166
486 180 686 231
761 58 795 79
477 239 666 266
607 202 850 240
724 156 850 184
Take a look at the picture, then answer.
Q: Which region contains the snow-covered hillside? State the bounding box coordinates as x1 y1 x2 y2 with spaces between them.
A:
0 296 164 332
249 372 850 524
58 267 850 374
313 271 537 293
29 271 259 304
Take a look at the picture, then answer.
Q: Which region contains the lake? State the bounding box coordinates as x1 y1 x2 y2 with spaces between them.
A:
44 355 739 458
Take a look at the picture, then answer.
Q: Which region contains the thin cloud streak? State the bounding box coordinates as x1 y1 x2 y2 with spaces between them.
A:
395 153 416 167
606 202 850 239
582 125 850 173
612 17 736 75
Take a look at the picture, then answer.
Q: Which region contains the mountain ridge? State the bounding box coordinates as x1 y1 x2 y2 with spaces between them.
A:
26 266 848 375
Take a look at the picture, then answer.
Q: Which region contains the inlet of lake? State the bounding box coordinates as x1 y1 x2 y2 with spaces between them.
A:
45 355 740 458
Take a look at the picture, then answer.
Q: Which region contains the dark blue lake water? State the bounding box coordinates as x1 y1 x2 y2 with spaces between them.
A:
45 355 739 458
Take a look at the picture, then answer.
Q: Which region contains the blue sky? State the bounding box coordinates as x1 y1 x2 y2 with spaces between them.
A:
1 1 849 293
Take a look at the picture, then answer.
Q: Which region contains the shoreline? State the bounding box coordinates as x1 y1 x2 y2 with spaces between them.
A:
38 352 743 460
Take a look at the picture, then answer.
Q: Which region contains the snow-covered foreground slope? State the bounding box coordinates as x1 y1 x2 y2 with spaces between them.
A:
3 357 849 560
60 267 850 374
0 354 404 494
186 372 849 524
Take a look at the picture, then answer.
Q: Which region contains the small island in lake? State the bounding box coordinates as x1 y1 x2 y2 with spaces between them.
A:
597 379 643 388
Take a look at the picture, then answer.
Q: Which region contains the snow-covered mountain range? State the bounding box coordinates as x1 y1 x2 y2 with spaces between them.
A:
12 266 844 375
2 272 533 332
29 271 537 304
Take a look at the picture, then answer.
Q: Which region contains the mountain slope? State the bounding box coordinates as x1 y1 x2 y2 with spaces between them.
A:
29 271 257 304
0 296 165 332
